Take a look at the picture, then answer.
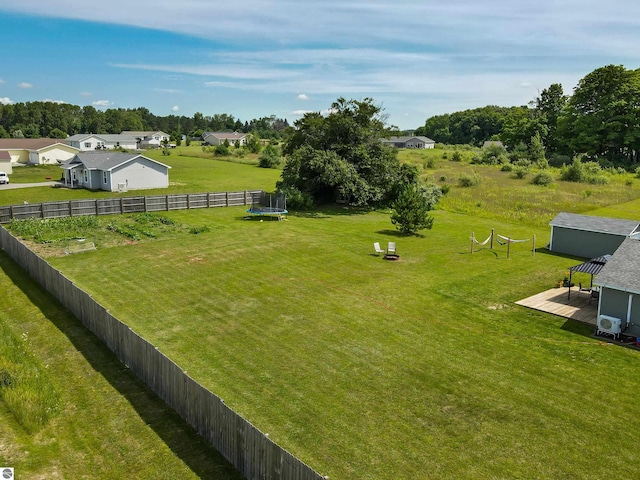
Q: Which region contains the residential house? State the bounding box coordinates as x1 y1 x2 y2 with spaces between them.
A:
0 138 80 169
202 132 248 146
482 141 505 149
60 152 170 191
121 131 171 149
549 212 640 259
66 134 138 151
0 151 12 174
595 237 640 337
381 136 435 149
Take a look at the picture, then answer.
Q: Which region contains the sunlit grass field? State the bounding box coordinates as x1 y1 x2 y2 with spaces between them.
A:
36 203 640 480
4 149 640 478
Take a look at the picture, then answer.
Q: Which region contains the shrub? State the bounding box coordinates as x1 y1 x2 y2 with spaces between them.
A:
424 158 436 169
440 184 451 195
458 172 481 187
500 164 513 172
258 144 281 168
214 144 230 156
511 166 528 179
532 172 553 186
451 150 462 162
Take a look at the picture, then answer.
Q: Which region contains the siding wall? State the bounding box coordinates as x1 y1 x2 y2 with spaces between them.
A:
551 227 626 259
110 158 169 191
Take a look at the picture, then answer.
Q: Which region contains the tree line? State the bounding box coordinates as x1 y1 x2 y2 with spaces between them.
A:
0 103 289 141
415 64 640 167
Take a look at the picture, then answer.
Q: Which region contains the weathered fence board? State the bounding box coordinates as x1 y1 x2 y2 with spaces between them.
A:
0 223 324 480
0 190 264 223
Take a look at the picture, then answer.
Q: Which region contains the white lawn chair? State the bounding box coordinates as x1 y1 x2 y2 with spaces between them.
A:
387 242 397 255
373 242 384 256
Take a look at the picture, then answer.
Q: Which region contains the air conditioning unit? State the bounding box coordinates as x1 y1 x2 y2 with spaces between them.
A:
597 315 622 338
117 182 127 192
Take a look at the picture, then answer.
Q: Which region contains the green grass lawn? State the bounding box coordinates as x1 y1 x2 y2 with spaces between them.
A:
5 152 640 479
0 152 281 206
37 204 640 480
0 251 241 479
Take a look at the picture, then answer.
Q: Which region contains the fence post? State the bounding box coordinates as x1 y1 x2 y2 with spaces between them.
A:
120 197 124 214
144 196 148 212
69 201 73 217
207 192 211 209
226 192 229 207
187 194 191 210
40 203 45 219
166 195 169 211
244 190 248 205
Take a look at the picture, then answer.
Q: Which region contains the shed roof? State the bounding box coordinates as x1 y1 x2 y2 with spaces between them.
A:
62 152 170 171
596 238 640 293
550 212 640 236
0 151 11 161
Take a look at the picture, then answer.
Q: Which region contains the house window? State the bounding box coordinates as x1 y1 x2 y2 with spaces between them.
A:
84 142 91 148
84 170 88 182
72 171 77 181
103 172 107 184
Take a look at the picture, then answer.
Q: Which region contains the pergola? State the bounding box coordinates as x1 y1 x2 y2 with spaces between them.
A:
567 254 611 300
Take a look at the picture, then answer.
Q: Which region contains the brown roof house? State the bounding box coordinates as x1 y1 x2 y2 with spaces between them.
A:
0 138 79 170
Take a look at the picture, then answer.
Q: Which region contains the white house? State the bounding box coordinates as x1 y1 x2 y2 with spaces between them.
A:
202 132 248 146
0 138 80 168
381 136 435 149
60 152 171 191
66 134 138 151
121 131 170 148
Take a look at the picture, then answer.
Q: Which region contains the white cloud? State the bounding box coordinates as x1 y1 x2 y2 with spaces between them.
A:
0 97 13 105
43 99 66 104
18 82 33 89
297 94 309 100
92 100 111 107
155 88 181 94
172 105 179 111
0 78 4 84
80 91 92 97
290 109 311 116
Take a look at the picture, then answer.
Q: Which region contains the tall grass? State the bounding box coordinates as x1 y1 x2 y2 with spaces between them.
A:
0 321 60 433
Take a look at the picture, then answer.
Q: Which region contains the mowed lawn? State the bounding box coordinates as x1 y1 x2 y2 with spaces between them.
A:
45 205 640 479
0 251 241 479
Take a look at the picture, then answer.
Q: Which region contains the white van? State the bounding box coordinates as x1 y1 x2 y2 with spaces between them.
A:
0 172 8 185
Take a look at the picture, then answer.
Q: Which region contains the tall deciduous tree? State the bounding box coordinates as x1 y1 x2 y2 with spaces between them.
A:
558 65 640 164
279 98 411 207
533 83 567 155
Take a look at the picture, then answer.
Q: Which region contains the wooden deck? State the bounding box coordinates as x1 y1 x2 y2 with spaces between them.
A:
516 286 598 325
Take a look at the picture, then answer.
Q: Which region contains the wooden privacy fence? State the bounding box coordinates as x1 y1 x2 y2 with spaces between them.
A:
0 227 324 480
0 190 264 223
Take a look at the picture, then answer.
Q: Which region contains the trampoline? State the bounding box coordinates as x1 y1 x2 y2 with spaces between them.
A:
246 194 287 221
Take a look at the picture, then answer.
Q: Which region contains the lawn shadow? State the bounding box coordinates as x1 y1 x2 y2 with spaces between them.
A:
0 253 241 480
290 206 373 218
375 229 408 238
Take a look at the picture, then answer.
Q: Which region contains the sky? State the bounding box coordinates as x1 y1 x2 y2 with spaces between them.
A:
1 0 640 130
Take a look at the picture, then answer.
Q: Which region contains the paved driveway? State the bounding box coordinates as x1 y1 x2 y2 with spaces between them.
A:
0 181 61 189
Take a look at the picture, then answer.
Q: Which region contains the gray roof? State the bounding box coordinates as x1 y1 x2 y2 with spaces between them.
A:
550 212 640 236
203 132 247 140
61 152 170 171
596 238 640 293
383 136 435 143
66 133 137 143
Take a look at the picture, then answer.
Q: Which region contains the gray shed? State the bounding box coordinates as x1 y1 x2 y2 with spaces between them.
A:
549 212 640 259
595 238 640 336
